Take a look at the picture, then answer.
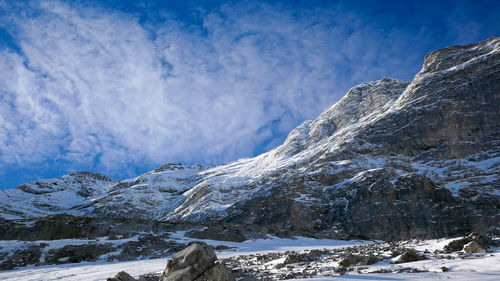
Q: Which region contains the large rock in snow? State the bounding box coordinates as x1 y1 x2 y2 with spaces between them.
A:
160 243 234 281
107 271 137 281
463 241 487 253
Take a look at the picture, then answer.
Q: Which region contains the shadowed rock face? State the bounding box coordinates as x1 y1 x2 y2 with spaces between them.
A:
0 214 195 241
0 37 499 241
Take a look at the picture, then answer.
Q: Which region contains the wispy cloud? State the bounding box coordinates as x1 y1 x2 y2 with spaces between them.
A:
0 0 498 186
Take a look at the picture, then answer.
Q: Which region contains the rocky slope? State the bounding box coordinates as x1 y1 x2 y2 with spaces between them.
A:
0 37 499 241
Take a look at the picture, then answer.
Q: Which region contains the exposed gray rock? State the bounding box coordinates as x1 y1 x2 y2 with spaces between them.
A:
137 273 161 281
45 243 115 264
193 263 233 281
0 214 195 241
444 237 472 253
339 254 379 268
0 244 45 270
469 234 494 248
394 249 426 264
463 241 487 253
186 225 246 242
283 254 304 265
159 243 234 281
107 271 136 281
444 234 493 253
114 233 184 261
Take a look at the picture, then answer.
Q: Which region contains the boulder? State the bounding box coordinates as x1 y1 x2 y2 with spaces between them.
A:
215 245 232 251
469 234 494 248
283 254 303 265
444 234 493 253
339 254 379 268
394 249 426 264
107 271 136 281
444 237 471 253
194 263 233 281
463 241 487 253
160 243 234 281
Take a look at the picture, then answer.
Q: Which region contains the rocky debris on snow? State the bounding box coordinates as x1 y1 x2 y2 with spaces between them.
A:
0 244 46 270
219 235 498 280
45 243 115 264
283 254 304 265
114 234 184 261
222 243 396 280
371 267 430 274
443 233 493 253
393 249 426 263
339 254 379 267
107 271 137 281
159 243 235 281
0 232 187 270
42 233 184 265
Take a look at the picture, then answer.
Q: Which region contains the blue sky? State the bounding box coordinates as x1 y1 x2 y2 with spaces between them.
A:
0 0 499 189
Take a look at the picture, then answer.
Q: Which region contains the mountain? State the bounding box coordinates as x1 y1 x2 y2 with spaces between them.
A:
1 37 499 241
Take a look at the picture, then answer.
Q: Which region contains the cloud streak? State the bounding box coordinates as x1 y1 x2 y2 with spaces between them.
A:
0 0 498 187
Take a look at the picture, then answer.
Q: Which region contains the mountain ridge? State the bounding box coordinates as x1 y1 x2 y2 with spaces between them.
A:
1 37 499 240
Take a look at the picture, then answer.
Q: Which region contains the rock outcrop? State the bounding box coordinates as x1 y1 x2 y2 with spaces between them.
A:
394 249 426 264
159 243 234 281
463 241 487 253
444 233 494 253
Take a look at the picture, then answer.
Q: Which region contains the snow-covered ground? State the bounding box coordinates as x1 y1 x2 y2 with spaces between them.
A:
0 236 498 281
170 231 371 257
0 236 367 281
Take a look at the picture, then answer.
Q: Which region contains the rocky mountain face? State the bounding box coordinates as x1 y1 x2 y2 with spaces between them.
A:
1 37 499 241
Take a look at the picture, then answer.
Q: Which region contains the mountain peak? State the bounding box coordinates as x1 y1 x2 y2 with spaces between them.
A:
278 77 410 157
421 36 500 74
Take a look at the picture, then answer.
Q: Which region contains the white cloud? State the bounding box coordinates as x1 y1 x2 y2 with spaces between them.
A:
0 0 463 180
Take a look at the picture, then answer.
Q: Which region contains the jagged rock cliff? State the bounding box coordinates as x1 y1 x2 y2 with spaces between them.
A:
1 37 499 240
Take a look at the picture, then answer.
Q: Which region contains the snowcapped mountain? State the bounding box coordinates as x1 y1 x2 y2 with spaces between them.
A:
89 164 205 220
0 172 115 219
1 37 499 240
0 164 205 221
